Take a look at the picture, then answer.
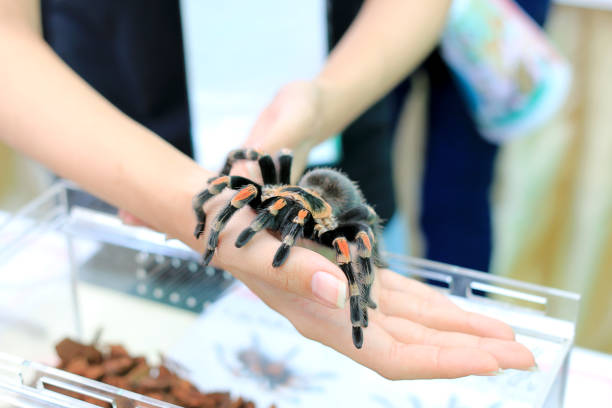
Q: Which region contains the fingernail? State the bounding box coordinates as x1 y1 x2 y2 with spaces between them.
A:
311 271 346 309
478 368 503 376
527 363 539 372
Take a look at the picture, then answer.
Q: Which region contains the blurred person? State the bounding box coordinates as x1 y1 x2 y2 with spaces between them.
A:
250 0 556 273
0 0 536 378
409 0 553 271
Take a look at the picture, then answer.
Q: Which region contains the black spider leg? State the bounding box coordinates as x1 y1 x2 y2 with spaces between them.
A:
337 205 380 312
278 149 293 185
235 197 289 248
192 175 229 238
332 236 365 349
257 154 277 185
273 207 311 267
338 204 386 268
220 148 278 185
354 225 377 311
330 225 375 329
220 148 251 175
201 183 259 265
192 175 260 238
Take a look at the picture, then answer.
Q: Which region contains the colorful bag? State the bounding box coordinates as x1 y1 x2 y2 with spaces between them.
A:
441 0 572 143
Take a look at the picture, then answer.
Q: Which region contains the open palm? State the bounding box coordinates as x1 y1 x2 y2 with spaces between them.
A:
202 199 535 380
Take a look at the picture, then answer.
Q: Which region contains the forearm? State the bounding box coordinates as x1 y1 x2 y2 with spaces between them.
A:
316 0 451 139
0 12 209 251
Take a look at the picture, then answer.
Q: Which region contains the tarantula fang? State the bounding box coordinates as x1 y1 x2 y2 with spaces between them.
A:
192 148 385 349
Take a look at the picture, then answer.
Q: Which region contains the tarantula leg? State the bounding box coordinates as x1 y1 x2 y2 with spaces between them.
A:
273 208 310 267
356 228 377 310
201 184 259 266
333 236 364 349
220 148 278 184
278 149 293 185
192 176 230 238
193 175 261 239
235 198 288 248
257 155 277 185
221 148 250 175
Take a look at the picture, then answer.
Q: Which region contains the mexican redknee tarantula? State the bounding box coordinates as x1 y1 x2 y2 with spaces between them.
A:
192 148 385 349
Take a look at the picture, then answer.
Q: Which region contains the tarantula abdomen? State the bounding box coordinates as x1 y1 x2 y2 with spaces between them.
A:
192 148 384 349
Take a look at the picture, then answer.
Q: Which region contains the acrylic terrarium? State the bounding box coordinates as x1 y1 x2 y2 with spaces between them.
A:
0 182 579 408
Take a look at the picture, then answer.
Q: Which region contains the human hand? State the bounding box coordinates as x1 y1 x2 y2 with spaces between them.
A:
250 267 537 379
245 80 326 178
198 191 535 379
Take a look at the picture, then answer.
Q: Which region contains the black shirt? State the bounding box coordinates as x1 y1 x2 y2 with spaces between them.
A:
41 0 192 157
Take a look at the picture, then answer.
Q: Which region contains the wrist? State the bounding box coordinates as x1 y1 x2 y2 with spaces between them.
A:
164 164 213 253
310 77 340 140
311 74 362 139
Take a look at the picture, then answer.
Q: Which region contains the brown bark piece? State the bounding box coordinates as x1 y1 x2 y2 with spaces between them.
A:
81 345 103 364
54 338 266 408
64 357 89 377
83 365 105 380
55 338 102 365
102 357 134 376
108 344 129 358
136 376 172 392
103 375 130 390
125 361 150 382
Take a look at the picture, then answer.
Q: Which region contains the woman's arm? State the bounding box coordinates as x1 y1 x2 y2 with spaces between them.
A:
0 0 208 248
247 0 450 155
316 0 450 138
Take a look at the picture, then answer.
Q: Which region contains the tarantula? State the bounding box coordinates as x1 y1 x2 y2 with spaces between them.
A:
192 148 385 349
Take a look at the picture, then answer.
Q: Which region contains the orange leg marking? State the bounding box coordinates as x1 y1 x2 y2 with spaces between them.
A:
211 176 230 186
296 209 309 223
356 231 372 255
333 237 351 264
271 198 287 211
231 185 257 206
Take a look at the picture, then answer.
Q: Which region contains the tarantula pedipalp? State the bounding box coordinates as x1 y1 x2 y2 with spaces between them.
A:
192 148 385 349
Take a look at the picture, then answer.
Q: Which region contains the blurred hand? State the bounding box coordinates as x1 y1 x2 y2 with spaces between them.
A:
198 189 536 380
245 80 326 178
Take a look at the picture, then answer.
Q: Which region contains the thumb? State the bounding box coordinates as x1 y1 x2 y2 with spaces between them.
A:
244 104 294 154
218 228 348 310
245 82 317 153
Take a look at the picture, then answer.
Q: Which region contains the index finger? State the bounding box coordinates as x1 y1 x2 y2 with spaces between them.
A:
318 320 500 380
